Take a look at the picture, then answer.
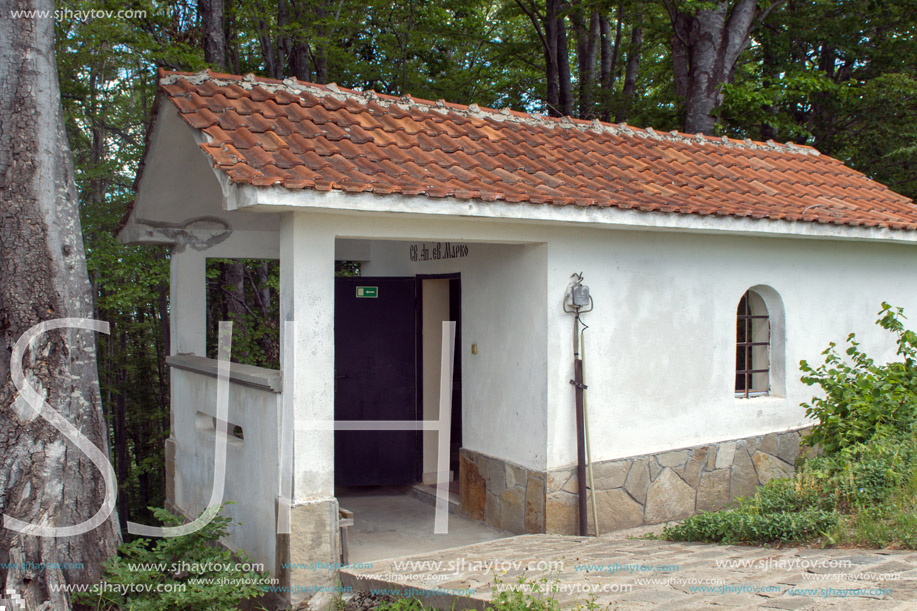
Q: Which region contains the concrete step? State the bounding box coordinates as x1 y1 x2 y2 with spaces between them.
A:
410 483 461 514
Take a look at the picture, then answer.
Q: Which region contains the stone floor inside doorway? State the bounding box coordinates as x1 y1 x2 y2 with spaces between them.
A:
336 486 509 564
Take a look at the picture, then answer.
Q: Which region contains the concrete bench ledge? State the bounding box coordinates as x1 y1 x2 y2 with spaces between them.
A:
167 354 282 393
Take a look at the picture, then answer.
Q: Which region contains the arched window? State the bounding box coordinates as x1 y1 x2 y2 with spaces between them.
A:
736 290 770 397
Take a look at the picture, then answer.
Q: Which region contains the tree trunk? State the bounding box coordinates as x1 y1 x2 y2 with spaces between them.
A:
556 12 573 117
221 261 249 362
0 1 121 608
115 334 130 531
517 0 565 116
666 0 776 134
225 0 240 74
575 7 600 119
544 1 561 114
599 7 623 122
285 0 312 81
681 3 729 135
759 27 779 140
256 261 276 364
200 0 227 70
616 19 644 124
257 16 280 79
311 0 331 84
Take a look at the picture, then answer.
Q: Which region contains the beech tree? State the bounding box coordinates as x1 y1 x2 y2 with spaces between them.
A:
514 0 575 116
662 0 785 134
0 0 120 607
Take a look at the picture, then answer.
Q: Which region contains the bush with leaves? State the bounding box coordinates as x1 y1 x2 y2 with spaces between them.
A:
818 437 917 509
800 302 917 454
74 506 272 611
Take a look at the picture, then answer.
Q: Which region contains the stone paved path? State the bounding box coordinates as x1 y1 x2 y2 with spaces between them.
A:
339 534 917 610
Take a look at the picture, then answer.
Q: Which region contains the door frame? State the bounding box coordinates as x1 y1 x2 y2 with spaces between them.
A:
416 273 462 483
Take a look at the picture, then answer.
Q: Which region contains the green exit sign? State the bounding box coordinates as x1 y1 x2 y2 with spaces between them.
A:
356 286 378 298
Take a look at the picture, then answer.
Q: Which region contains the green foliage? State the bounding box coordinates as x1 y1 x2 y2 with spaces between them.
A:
74 506 271 611
486 574 562 611
663 468 840 545
800 303 917 454
815 437 917 509
205 259 281 369
664 509 839 545
720 0 917 200
377 598 429 611
663 438 917 547
825 470 917 548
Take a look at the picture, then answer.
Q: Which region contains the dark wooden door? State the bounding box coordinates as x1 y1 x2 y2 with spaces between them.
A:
334 277 419 486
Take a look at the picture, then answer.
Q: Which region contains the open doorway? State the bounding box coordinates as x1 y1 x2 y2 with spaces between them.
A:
417 274 462 492
334 274 491 563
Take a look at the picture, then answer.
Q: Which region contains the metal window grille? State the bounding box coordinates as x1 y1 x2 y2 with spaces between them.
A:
735 291 770 398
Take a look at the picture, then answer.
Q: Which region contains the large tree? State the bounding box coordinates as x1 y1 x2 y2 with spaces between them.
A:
0 0 121 607
663 0 784 134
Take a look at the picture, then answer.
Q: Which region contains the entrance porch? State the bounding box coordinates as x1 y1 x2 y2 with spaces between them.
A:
160 211 550 600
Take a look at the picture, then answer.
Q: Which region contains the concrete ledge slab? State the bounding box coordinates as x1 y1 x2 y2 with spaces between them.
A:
167 354 282 392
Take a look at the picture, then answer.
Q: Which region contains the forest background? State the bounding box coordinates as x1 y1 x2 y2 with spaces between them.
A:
58 0 917 530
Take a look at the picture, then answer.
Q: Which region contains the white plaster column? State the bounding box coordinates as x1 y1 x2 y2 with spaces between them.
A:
278 212 338 600
169 247 206 356
279 212 336 501
166 246 206 511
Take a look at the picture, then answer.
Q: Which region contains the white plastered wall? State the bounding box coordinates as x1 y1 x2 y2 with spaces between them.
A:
543 225 917 470
123 104 280 245
171 370 280 573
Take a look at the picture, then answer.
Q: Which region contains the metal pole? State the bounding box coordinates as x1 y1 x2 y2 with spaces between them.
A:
573 312 588 536
582 330 599 536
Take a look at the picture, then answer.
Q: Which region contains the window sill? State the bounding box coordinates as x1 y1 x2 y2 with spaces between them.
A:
734 392 770 399
733 394 785 403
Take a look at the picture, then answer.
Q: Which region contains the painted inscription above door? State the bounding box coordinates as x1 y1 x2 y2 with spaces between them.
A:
409 242 470 262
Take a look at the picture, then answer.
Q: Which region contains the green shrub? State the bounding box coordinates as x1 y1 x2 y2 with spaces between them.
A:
664 437 917 546
750 472 833 514
75 505 271 611
825 467 917 548
664 508 839 544
664 434 917 546
800 303 917 454
818 437 917 508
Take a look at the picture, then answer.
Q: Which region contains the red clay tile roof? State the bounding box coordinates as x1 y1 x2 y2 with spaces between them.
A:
155 69 917 231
